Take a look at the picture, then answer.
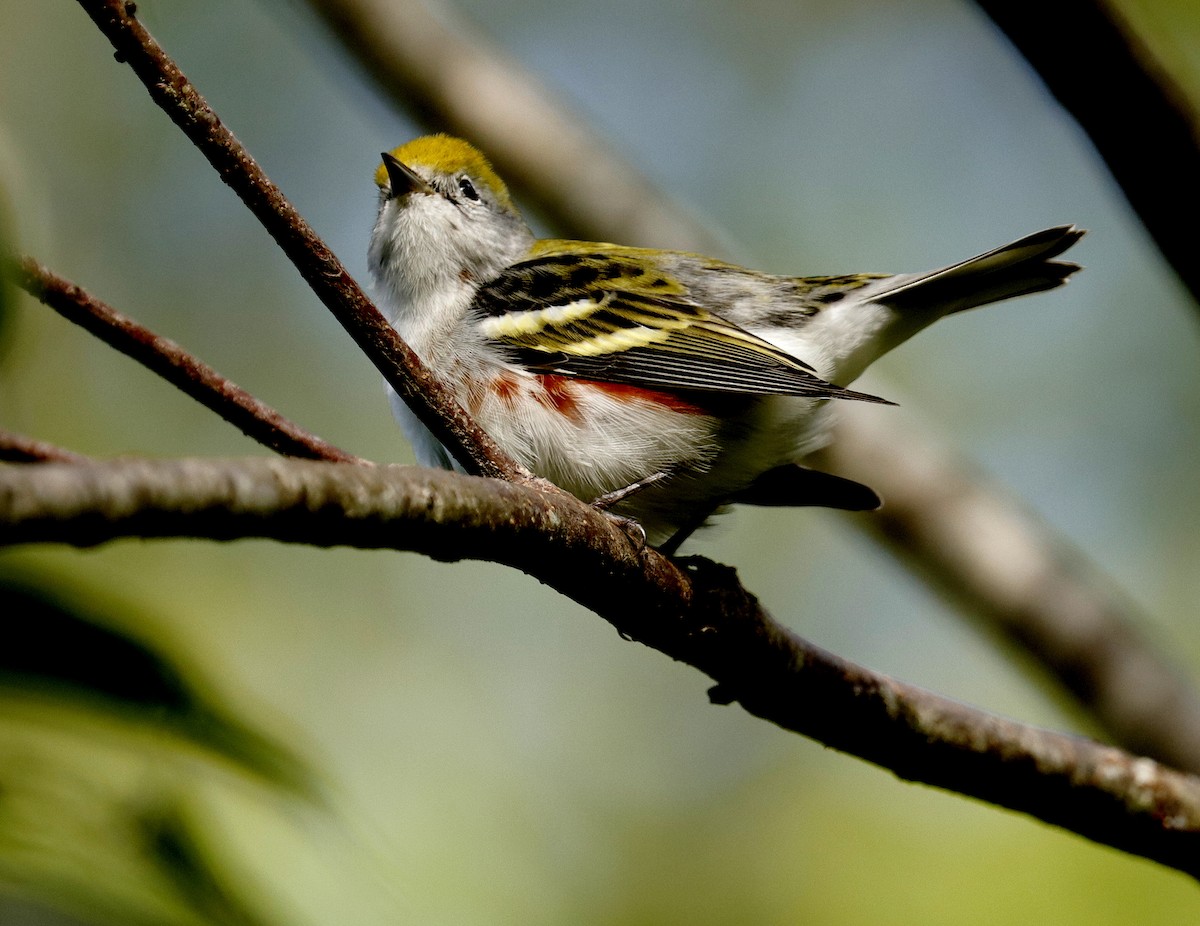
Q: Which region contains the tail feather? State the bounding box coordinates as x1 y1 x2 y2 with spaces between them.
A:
876 224 1085 315
813 225 1084 387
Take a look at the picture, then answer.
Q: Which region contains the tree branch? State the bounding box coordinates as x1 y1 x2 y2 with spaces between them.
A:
975 0 1200 309
12 257 365 464
73 0 525 483
2 456 1200 879
296 0 1200 771
814 408 1200 774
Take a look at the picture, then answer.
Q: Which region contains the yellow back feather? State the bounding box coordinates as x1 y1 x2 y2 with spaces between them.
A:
375 134 514 209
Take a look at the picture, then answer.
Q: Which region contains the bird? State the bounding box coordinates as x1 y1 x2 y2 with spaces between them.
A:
368 134 1083 551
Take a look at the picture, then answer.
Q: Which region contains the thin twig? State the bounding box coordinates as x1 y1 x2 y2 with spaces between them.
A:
975 0 1200 309
0 430 90 464
2 456 1199 879
296 0 1200 771
74 0 524 483
12 257 365 465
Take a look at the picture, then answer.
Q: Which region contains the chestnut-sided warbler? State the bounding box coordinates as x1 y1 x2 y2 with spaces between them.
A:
368 135 1082 549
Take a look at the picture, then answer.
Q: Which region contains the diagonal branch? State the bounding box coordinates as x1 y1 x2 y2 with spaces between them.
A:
296 0 1200 771
2 456 1200 879
12 257 365 464
974 0 1200 309
73 0 524 483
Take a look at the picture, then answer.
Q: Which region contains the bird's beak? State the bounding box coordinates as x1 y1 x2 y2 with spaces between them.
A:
381 152 435 199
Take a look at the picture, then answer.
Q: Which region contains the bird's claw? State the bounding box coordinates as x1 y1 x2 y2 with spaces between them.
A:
601 511 647 552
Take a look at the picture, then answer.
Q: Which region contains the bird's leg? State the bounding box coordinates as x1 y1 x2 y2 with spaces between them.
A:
588 470 676 553
589 469 672 511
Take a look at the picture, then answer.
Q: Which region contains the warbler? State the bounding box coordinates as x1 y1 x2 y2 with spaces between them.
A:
368 134 1082 549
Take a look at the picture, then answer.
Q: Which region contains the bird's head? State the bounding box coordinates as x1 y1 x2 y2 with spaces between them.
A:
369 135 534 306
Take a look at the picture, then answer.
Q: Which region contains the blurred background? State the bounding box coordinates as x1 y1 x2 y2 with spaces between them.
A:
2 0 1200 922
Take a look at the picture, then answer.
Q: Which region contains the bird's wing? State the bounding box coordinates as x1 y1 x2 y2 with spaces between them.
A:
470 246 889 403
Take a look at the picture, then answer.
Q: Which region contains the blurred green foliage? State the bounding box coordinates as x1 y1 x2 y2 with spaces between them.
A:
1 1 1199 923
0 575 312 926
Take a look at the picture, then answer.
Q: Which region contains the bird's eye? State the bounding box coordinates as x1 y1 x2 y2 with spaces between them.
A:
457 176 480 202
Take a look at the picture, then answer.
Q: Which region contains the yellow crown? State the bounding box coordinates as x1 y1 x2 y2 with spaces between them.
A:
375 134 514 209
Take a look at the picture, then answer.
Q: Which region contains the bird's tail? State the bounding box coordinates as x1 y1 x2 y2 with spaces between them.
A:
874 224 1085 315
822 225 1084 385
